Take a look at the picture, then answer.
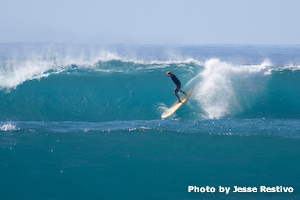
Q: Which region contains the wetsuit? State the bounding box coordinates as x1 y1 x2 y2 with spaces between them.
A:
170 74 181 93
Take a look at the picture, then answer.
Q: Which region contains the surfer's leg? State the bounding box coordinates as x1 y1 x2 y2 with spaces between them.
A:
174 87 181 102
177 83 186 95
175 92 181 102
179 89 186 95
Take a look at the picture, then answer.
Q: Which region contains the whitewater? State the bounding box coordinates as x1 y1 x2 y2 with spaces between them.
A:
0 43 299 200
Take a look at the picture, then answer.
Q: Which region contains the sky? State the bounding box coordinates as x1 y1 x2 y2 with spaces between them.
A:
1 0 300 45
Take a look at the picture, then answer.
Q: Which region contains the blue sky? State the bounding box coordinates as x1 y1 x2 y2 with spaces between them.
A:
1 0 299 44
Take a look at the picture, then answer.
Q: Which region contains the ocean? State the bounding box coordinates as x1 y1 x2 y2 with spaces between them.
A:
0 43 299 199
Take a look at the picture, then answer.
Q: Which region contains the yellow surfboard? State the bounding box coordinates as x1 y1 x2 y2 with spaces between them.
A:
161 87 194 119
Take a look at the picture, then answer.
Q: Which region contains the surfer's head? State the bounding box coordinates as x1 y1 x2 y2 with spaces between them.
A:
166 71 173 76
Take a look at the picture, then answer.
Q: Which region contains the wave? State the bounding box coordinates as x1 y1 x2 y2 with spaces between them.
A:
0 59 299 121
1 52 299 90
1 44 300 121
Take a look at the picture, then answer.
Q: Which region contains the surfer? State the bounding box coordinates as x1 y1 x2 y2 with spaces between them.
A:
165 71 186 102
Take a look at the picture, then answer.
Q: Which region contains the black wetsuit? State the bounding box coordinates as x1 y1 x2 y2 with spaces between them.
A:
170 74 181 92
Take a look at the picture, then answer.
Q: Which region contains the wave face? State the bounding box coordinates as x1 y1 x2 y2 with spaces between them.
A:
1 44 300 121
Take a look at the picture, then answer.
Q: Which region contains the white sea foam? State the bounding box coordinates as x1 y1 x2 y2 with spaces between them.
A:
1 123 17 131
276 64 300 71
0 56 67 90
193 59 273 119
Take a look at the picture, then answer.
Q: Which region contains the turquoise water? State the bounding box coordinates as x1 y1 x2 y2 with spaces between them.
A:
0 44 299 199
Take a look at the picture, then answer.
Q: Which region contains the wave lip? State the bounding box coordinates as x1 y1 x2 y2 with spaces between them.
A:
0 50 204 90
0 56 68 90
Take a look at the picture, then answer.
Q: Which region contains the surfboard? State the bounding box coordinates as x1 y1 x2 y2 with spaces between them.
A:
161 87 194 119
